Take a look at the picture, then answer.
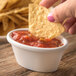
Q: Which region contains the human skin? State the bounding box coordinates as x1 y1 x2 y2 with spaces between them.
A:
40 0 76 34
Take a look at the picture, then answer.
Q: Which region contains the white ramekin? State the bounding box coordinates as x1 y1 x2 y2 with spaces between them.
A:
7 28 68 72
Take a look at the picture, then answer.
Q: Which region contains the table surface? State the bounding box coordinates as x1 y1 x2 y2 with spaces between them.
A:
0 33 76 76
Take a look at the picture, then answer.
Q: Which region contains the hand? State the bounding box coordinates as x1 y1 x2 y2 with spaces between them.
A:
40 0 76 34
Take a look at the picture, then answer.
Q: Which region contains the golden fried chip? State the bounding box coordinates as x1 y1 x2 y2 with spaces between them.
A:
12 0 32 8
0 0 30 36
4 21 15 35
15 14 28 22
6 0 19 8
0 7 28 18
0 21 15 36
7 14 22 26
29 4 64 39
20 13 28 18
0 24 3 36
14 7 28 13
8 20 16 30
0 0 8 11
17 25 28 28
31 0 41 4
5 21 15 35
2 17 9 31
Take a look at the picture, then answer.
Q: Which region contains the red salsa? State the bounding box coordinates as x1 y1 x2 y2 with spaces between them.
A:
12 30 63 48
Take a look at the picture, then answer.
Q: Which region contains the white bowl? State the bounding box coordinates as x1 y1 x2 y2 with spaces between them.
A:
7 28 68 72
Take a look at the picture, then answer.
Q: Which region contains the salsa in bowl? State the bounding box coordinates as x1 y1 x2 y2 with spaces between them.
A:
12 30 63 48
7 28 68 72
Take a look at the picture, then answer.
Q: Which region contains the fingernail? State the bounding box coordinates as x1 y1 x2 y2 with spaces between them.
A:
47 13 55 22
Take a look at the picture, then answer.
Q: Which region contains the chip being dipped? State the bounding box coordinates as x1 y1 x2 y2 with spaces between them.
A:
31 0 41 4
29 4 64 39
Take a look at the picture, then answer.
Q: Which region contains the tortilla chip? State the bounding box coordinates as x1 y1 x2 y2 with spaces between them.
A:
8 20 16 30
20 13 28 18
0 0 8 11
6 0 19 8
0 21 15 36
12 0 32 8
29 4 64 39
2 17 9 31
4 21 15 35
0 7 28 18
31 0 41 4
17 25 28 28
13 7 28 13
0 24 3 36
7 14 22 26
15 13 28 22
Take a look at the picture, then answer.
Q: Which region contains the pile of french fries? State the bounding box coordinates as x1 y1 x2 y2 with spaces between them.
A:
0 0 32 36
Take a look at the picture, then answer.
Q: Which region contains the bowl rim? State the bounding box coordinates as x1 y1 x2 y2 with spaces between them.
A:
7 28 68 52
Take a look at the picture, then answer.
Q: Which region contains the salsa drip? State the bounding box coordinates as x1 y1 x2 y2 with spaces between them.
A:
12 30 63 48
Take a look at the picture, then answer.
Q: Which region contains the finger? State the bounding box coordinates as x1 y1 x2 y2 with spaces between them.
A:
40 0 58 8
64 17 76 32
69 22 76 34
48 1 74 22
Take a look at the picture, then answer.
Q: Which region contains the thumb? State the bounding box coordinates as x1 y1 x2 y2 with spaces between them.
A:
48 1 74 23
40 0 58 8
